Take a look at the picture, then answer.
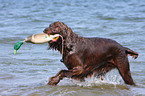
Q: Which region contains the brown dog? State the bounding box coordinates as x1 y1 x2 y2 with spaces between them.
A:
43 21 138 85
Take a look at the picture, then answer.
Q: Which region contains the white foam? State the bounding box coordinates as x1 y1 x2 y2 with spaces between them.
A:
59 68 124 87
104 68 124 85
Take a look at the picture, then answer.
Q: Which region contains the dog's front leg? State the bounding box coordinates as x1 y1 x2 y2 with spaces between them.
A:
48 70 72 86
48 66 84 85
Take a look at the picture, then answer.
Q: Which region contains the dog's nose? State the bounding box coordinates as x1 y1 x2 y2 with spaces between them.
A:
43 28 51 34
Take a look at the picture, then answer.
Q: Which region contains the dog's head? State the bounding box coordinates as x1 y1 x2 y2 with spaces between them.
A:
43 21 75 52
43 21 69 38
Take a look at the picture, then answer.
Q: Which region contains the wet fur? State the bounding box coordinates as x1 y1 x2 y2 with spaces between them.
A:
43 21 138 85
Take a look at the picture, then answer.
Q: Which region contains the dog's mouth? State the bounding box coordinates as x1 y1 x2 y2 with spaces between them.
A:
25 33 60 44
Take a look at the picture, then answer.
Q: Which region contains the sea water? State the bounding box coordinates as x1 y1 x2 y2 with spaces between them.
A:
0 0 145 95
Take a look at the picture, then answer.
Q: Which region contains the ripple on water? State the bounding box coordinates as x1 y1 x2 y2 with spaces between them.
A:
0 0 145 96
0 74 15 80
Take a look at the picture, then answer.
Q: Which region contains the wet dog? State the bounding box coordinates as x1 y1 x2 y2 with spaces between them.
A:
43 21 138 85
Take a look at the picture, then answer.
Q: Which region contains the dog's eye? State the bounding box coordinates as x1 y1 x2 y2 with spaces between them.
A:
45 36 47 38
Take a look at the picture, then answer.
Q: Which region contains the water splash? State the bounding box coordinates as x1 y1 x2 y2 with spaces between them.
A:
104 68 124 85
60 68 124 87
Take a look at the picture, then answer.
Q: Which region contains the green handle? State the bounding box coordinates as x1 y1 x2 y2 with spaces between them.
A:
14 40 24 55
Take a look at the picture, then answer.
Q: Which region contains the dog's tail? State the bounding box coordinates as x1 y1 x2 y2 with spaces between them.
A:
125 47 138 59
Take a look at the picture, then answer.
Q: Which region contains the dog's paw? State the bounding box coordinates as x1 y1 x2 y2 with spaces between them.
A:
47 76 60 86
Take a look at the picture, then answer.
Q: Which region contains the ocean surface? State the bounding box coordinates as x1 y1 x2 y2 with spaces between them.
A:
0 0 145 95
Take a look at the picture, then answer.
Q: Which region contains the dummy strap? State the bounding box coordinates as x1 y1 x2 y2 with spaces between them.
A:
58 35 64 62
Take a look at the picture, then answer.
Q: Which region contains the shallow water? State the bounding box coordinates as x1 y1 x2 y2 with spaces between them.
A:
0 0 145 95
